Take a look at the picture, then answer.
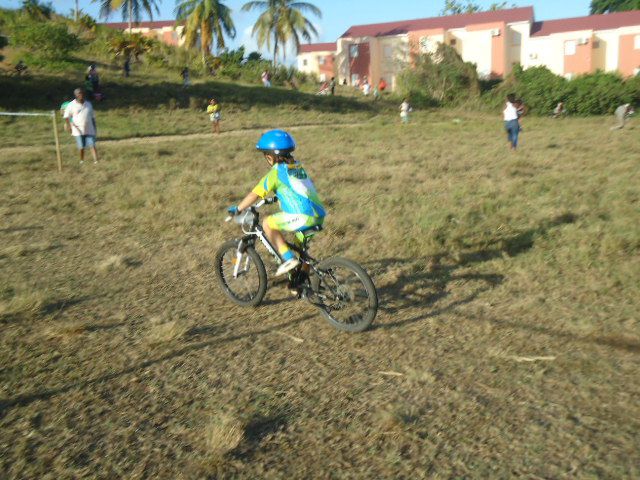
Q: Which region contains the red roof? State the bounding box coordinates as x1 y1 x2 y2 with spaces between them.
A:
531 10 640 37
341 7 534 38
102 20 180 30
298 42 337 53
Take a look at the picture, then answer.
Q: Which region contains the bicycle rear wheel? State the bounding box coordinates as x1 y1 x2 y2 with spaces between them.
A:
310 257 378 332
215 240 268 307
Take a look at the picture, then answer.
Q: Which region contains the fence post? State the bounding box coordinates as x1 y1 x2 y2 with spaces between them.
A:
51 110 62 173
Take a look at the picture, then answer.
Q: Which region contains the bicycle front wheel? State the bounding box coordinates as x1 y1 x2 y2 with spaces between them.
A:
215 240 268 307
310 257 378 332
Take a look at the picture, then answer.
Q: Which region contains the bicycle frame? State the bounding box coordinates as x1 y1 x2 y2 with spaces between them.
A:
227 199 318 280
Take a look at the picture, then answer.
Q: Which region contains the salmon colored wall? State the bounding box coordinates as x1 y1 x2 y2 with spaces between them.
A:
564 40 592 75
163 31 177 46
350 43 371 80
407 28 445 56
619 34 640 76
319 54 334 78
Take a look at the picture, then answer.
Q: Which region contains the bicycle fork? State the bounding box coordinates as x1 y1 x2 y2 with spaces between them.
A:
232 240 252 279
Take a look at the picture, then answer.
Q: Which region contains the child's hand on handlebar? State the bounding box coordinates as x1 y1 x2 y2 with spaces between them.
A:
227 205 240 215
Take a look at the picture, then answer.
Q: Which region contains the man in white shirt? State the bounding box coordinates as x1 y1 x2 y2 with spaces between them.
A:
503 93 520 151
611 103 634 130
63 88 99 164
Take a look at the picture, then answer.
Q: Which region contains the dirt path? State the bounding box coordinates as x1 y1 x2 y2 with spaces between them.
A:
0 122 367 155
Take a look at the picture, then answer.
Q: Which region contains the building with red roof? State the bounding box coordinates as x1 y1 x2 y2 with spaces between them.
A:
297 7 640 89
102 20 185 47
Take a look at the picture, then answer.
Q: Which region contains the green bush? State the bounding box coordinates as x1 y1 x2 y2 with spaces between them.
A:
486 66 639 115
12 21 80 59
396 44 480 107
564 72 634 115
490 65 567 114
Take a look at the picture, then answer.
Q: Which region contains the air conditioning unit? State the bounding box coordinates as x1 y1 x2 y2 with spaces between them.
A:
529 53 538 59
578 37 589 45
491 28 501 37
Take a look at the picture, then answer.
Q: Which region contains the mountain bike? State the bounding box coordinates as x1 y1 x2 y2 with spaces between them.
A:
215 198 378 332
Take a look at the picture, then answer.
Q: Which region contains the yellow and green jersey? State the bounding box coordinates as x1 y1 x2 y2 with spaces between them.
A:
253 162 326 219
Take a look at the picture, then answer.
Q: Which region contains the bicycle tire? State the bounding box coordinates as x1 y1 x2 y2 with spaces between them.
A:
310 257 378 332
215 239 268 307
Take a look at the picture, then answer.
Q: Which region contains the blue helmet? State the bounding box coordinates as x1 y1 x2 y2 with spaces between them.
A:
256 129 296 155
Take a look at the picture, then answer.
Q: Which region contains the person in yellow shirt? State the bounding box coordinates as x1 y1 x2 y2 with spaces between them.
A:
206 98 221 134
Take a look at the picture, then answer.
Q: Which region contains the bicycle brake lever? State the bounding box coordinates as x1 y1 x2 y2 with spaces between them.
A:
225 216 233 222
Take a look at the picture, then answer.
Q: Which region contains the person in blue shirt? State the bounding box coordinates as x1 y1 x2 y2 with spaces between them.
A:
229 130 326 276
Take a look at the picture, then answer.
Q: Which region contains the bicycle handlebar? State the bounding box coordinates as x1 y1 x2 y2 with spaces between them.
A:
225 197 277 222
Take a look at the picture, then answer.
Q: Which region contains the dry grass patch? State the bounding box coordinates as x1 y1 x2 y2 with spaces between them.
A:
96 254 140 273
0 288 48 320
146 317 190 344
205 412 245 459
41 321 88 341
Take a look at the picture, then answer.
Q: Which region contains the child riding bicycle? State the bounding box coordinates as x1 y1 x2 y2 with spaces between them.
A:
228 130 326 276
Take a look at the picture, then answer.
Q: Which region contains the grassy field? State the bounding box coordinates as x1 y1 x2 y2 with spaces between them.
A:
0 71 381 148
1 98 639 478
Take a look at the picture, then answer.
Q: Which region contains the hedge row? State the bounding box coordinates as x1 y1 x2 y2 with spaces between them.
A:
489 65 640 116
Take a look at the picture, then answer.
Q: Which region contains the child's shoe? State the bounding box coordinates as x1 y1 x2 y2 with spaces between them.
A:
276 258 300 276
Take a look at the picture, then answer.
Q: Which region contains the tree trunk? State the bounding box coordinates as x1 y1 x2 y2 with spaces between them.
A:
128 1 133 35
75 0 79 21
273 34 278 67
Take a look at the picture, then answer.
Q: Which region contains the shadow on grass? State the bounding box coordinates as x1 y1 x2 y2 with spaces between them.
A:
0 295 94 324
368 213 578 328
0 225 44 234
0 74 376 114
366 213 640 354
0 314 312 416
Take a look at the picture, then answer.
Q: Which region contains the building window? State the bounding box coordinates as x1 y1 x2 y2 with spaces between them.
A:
318 56 325 65
419 37 429 53
302 59 308 66
635 35 640 49
564 41 577 56
512 31 522 46
351 73 360 85
349 44 359 58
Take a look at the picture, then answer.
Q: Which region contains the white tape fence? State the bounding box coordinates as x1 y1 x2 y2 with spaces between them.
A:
0 111 63 172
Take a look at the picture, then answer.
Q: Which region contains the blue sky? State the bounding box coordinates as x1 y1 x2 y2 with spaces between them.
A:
0 0 594 58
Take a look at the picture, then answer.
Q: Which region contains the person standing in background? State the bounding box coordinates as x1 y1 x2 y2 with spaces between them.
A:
362 80 371 96
329 76 336 96
503 93 520 151
64 87 99 164
207 98 222 135
400 98 412 124
261 70 271 87
553 101 566 119
86 64 99 91
611 103 634 130
181 67 191 88
123 57 130 78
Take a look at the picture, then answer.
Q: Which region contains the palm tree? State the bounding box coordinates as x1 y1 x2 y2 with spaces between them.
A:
175 0 236 62
242 0 321 66
590 0 640 13
95 0 161 34
21 0 53 20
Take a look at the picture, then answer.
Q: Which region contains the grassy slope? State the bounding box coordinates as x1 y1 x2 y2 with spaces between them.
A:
0 64 380 148
1 104 639 478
